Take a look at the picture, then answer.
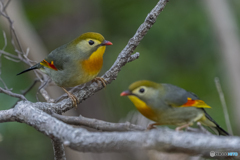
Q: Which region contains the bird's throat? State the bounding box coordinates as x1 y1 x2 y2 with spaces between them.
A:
128 96 158 121
81 46 106 75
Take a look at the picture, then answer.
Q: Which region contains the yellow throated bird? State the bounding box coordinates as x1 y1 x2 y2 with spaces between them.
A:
121 80 229 136
17 32 112 107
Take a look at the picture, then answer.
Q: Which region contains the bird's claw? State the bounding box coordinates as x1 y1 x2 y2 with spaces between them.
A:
92 77 107 87
68 93 79 108
146 123 159 130
61 87 79 108
175 123 191 132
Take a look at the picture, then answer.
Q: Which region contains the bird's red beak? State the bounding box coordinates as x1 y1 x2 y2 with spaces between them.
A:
102 40 113 46
120 90 131 96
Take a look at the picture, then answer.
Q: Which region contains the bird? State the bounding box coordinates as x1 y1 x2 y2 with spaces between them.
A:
17 32 112 107
120 80 229 136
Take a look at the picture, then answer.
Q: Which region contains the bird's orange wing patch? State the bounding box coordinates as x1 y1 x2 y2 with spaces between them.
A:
181 97 211 108
40 59 58 71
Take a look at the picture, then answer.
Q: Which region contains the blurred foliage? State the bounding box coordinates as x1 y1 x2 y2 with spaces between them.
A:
0 0 239 159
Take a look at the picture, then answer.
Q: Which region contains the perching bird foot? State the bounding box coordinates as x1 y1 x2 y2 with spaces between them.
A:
146 123 159 130
61 87 79 108
93 77 107 87
175 123 191 131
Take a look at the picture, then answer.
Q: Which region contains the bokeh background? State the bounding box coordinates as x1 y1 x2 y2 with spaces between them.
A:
0 0 239 159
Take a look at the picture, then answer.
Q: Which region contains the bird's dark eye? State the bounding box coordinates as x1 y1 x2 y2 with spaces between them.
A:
139 88 145 93
88 40 94 45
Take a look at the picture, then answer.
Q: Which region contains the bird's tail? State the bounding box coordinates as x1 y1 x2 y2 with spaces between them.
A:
201 109 230 136
17 63 40 75
213 125 229 136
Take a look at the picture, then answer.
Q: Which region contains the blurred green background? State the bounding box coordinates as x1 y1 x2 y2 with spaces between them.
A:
0 0 239 159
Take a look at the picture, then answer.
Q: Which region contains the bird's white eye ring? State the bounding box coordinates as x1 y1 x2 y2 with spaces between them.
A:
88 40 94 45
139 88 145 93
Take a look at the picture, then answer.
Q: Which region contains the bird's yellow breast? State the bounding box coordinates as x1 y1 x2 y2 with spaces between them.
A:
128 96 158 122
81 46 106 76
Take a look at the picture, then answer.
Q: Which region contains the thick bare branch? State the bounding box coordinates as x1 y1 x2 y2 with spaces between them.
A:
51 139 66 160
52 113 145 131
0 108 15 122
5 103 239 159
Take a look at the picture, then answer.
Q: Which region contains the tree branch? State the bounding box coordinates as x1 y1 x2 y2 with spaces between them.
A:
3 103 239 159
51 139 66 160
52 112 145 131
0 108 15 122
127 52 140 63
0 87 27 100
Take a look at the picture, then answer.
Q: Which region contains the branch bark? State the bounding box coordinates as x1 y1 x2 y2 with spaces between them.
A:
0 87 27 100
52 112 145 131
1 103 239 159
51 139 66 160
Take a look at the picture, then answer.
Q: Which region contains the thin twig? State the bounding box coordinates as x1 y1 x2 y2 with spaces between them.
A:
39 88 54 103
0 77 9 90
214 77 233 135
127 52 140 63
4 55 20 62
0 0 45 78
3 0 11 11
0 0 49 102
2 31 7 50
24 47 30 57
22 79 39 96
3 9 25 57
0 50 19 59
37 77 54 102
0 87 26 100
52 113 145 131
12 79 40 108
